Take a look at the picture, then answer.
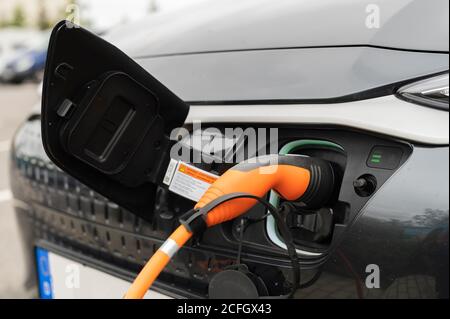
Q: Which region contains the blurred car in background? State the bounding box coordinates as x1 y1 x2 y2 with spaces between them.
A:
0 31 49 84
0 29 38 77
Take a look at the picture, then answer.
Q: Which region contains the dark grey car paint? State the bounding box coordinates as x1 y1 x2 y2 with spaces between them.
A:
102 0 449 103
298 147 449 298
106 0 449 57
135 47 449 102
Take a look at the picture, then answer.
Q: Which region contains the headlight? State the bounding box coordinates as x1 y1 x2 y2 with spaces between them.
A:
397 73 449 111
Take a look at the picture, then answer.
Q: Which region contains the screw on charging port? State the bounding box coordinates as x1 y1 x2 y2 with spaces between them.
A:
353 174 377 197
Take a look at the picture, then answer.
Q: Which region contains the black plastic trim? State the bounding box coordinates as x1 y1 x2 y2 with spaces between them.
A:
133 44 449 60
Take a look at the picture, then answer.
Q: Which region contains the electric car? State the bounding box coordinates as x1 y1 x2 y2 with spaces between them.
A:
10 0 449 299
0 33 49 84
0 29 40 79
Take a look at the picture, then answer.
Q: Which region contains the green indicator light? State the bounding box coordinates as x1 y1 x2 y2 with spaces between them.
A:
370 153 382 164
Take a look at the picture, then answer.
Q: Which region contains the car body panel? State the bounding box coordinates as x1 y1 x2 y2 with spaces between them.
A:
298 146 449 298
106 0 449 57
185 97 450 145
134 48 448 103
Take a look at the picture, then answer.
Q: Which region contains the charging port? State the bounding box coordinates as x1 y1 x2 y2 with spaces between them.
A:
266 139 347 253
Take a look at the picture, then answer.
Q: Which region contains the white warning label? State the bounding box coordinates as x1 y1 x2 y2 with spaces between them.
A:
167 161 218 202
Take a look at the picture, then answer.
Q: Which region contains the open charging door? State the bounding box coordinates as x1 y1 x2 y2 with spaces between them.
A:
41 21 190 220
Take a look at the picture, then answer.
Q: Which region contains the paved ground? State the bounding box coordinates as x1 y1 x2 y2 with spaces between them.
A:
0 83 39 298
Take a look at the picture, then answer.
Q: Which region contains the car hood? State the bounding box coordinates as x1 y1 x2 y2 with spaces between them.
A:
105 0 449 58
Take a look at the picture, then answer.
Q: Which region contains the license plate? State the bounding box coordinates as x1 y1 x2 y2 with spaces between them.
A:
35 247 171 299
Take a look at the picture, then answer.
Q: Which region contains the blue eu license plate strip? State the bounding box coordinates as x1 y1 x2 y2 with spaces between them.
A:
35 247 54 299
34 247 171 298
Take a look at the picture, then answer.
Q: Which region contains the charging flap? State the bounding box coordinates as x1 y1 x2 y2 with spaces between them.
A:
41 21 190 220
